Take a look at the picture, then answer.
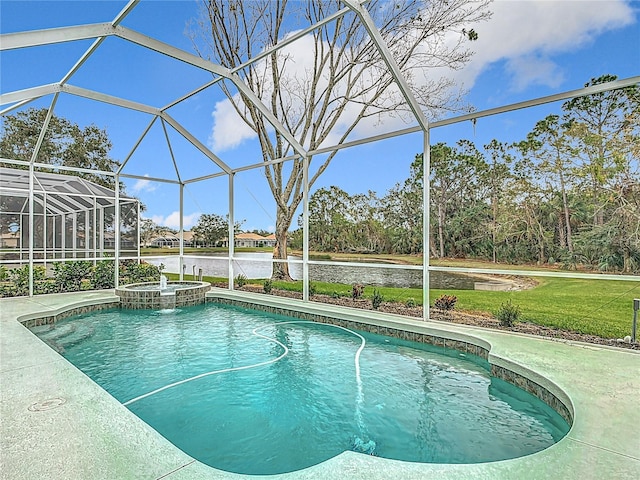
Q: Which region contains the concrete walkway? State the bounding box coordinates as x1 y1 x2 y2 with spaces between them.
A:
1 290 638 479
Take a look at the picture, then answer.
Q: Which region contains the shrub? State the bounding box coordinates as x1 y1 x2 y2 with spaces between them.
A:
434 294 457 311
405 297 416 308
122 261 160 284
53 261 93 292
495 300 521 327
35 279 57 295
0 265 8 282
371 288 384 310
92 260 115 289
352 283 364 300
235 274 247 288
560 252 580 271
0 283 16 297
8 265 30 296
308 281 317 296
331 291 341 298
2 265 48 297
263 279 272 294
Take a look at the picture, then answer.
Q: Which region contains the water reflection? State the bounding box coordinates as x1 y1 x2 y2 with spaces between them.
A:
145 253 482 289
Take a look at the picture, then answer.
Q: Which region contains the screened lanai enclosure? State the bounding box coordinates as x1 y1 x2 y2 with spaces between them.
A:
0 166 139 263
0 0 638 325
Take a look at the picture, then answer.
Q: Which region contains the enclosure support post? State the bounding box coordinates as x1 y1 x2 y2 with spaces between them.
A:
28 162 34 297
19 215 23 265
228 173 235 290
179 183 184 280
302 155 310 302
423 131 430 321
85 210 90 259
93 197 97 264
43 194 47 269
97 209 102 258
136 201 140 264
26 93 58 296
633 299 639 343
72 213 77 259
51 214 56 260
60 213 65 260
114 174 120 288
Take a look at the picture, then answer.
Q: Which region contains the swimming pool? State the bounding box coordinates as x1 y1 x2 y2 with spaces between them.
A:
32 303 569 475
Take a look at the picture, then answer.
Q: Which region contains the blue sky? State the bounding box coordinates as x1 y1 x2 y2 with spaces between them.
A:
1 0 639 232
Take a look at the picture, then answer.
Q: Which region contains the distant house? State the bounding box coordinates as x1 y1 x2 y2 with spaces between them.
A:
182 231 194 245
219 232 277 248
149 231 194 248
0 233 19 249
262 234 276 247
234 232 276 248
148 231 275 248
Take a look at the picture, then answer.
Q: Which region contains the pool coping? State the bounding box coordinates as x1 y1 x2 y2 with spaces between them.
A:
1 289 639 479
116 281 211 309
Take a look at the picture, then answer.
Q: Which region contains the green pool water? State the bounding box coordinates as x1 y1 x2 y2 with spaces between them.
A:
32 303 569 475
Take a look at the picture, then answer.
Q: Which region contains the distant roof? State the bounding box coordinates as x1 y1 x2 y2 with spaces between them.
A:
236 232 273 241
0 166 136 215
150 231 194 242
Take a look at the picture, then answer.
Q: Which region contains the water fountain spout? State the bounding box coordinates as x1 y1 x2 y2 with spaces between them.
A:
160 274 168 290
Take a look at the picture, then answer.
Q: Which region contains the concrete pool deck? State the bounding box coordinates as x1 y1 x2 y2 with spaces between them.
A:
1 290 638 479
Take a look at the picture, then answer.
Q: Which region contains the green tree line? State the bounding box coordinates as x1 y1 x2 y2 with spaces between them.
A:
0 107 122 190
291 75 640 273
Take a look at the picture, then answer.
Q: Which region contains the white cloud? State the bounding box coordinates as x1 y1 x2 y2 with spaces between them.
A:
505 55 565 91
208 1 635 149
131 174 157 194
209 98 257 151
150 211 201 230
457 0 635 92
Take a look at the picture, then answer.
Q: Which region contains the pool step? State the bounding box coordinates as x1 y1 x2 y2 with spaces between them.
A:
34 323 95 354
37 323 76 341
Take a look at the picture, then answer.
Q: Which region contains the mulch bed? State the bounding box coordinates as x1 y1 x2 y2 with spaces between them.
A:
229 284 639 351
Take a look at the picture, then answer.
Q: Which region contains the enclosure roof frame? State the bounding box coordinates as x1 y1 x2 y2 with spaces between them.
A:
0 0 638 303
1 0 637 182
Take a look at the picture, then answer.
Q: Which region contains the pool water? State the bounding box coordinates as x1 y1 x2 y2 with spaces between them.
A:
33 303 569 475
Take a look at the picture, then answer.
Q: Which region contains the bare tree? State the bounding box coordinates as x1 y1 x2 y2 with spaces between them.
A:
191 0 491 279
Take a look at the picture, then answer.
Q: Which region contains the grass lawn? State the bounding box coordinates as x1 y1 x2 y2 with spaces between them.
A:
167 267 639 339
433 277 639 339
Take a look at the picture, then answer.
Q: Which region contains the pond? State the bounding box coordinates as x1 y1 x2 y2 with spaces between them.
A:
145 253 490 289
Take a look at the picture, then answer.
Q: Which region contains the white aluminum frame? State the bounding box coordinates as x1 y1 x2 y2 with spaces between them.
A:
0 0 637 304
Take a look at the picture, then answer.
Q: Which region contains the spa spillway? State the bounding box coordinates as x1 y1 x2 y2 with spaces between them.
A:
116 280 211 309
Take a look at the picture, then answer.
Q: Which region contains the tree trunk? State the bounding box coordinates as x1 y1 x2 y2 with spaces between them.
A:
558 163 573 253
558 215 566 249
592 175 604 227
538 222 546 264
437 202 445 258
272 209 292 281
429 235 438 258
492 194 497 263
623 248 631 274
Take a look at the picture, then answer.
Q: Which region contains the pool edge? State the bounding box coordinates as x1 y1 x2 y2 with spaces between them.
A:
2 290 638 479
